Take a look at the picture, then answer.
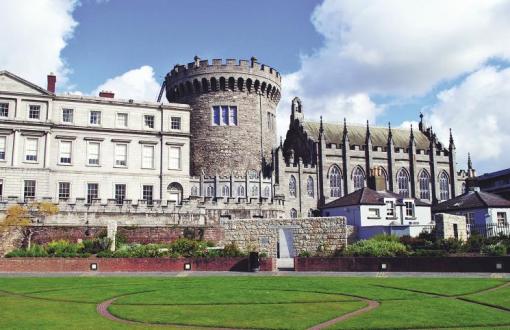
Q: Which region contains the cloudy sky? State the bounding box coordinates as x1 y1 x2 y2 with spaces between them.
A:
1 0 510 174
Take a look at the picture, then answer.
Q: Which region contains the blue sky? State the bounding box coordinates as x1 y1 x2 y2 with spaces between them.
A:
64 0 323 92
2 0 510 173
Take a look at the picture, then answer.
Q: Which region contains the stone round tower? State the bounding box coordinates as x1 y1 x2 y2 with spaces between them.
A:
165 57 281 176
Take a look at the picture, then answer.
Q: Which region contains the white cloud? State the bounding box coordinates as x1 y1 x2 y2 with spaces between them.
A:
0 0 78 88
92 66 161 102
426 66 510 172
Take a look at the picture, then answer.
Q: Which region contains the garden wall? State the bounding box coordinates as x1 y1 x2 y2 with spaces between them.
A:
0 257 275 272
294 256 510 273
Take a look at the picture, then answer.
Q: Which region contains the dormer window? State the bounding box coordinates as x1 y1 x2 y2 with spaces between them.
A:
385 199 395 217
405 201 415 218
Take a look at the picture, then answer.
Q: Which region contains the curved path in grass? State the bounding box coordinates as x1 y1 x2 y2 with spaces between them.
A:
306 299 379 330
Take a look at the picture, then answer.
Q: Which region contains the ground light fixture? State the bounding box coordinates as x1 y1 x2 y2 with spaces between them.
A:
381 263 387 271
184 263 192 271
496 263 503 270
90 263 98 271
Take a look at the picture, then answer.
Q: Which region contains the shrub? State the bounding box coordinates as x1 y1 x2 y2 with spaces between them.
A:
170 238 201 257
399 235 434 251
436 238 464 254
259 252 268 258
481 243 507 256
464 233 484 253
344 239 408 257
372 234 400 242
46 240 84 256
5 244 48 258
82 237 111 254
412 249 447 257
222 242 244 257
298 251 311 257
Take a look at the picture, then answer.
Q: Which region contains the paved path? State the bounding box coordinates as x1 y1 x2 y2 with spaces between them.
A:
1 271 509 278
307 299 380 330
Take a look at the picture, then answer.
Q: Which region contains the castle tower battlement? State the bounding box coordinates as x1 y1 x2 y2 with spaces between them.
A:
165 57 282 177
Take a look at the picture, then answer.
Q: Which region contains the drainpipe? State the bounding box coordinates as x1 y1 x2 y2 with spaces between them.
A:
159 105 164 200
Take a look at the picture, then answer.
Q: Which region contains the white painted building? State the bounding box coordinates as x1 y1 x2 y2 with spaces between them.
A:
0 71 191 204
322 187 432 238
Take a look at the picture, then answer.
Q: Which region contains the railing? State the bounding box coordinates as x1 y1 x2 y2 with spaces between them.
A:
468 223 510 238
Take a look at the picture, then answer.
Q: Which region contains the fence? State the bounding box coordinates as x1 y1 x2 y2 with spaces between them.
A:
468 223 510 238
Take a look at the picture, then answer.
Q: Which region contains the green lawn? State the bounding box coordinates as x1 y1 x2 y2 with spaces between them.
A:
0 276 509 329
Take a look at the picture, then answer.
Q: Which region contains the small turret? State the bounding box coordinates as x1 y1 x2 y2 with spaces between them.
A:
449 128 456 150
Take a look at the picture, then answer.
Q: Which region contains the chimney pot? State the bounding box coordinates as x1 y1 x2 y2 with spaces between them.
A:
47 73 56 93
99 90 114 98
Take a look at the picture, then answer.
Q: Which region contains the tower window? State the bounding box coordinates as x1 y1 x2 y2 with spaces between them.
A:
211 106 238 126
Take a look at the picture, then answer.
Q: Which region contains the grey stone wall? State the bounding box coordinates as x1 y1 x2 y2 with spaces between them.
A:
434 213 468 241
220 216 353 257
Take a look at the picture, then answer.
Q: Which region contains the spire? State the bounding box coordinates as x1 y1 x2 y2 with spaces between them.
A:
419 112 424 131
343 118 348 137
319 116 324 134
410 124 414 140
279 136 283 148
365 120 371 144
387 122 393 142
449 128 455 149
467 152 472 170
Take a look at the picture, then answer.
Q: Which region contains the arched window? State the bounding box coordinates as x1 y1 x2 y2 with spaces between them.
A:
290 208 297 219
210 77 218 91
206 186 214 197
248 170 258 179
251 185 259 197
219 77 226 90
237 185 245 197
191 186 198 196
237 77 244 91
307 176 314 197
352 167 365 191
246 78 252 92
228 77 235 91
193 79 201 93
222 185 230 197
397 169 410 197
289 175 297 197
330 165 342 197
201 78 209 93
439 171 450 200
419 170 431 200
263 186 271 198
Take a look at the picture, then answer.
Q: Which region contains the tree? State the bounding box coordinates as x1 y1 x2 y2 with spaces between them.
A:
0 202 59 249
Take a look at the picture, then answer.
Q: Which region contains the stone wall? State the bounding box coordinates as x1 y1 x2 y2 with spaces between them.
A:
220 216 353 257
434 213 468 241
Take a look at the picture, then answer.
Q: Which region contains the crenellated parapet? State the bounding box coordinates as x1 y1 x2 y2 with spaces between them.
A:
166 57 281 104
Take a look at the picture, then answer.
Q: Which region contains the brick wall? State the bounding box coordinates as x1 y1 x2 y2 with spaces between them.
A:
0 257 275 272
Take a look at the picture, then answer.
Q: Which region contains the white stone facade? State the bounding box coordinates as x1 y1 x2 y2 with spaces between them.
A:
0 71 191 204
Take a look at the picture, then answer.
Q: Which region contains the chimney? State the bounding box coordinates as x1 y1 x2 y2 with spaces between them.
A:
368 167 386 191
47 73 56 93
99 90 114 98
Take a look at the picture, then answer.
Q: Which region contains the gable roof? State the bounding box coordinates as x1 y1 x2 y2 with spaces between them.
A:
432 190 510 212
0 70 53 96
302 121 433 150
322 187 430 209
476 168 510 181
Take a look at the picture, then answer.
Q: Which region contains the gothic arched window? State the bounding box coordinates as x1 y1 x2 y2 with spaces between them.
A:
290 208 297 218
251 185 259 197
352 167 365 191
237 185 245 197
263 186 271 198
307 176 314 197
439 171 450 200
397 169 410 197
191 186 199 196
206 186 215 197
289 175 297 197
222 185 230 197
330 165 342 197
419 170 431 200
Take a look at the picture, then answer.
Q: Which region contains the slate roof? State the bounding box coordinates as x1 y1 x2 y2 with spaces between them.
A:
432 190 510 212
322 187 430 209
302 121 432 150
476 168 510 181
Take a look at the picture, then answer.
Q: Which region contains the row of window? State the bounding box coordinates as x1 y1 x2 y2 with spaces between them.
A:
0 103 182 130
289 175 315 198
325 165 451 201
367 200 416 219
0 136 182 170
16 180 155 205
193 184 272 198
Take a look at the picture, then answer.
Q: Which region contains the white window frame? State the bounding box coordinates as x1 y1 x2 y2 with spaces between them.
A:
87 142 101 166
86 183 99 204
28 105 41 120
62 108 74 124
404 200 415 218
24 138 38 162
0 103 9 117
141 145 155 169
168 145 181 170
211 105 238 126
58 182 71 200
144 114 155 129
89 111 101 126
497 212 508 226
385 199 395 218
170 116 181 130
58 140 72 165
116 112 128 128
23 180 36 201
0 136 6 161
114 143 128 167
368 208 380 219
